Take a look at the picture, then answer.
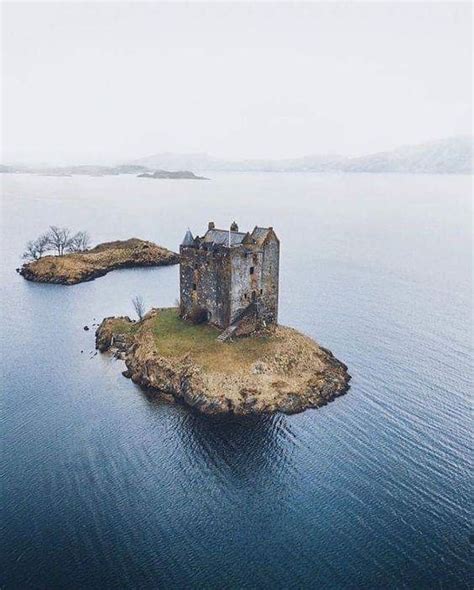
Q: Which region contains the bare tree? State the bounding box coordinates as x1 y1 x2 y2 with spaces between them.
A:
22 233 51 261
67 230 91 252
47 226 72 256
132 295 146 321
21 227 92 260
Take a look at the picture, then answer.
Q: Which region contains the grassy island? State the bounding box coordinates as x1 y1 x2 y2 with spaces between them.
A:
96 308 350 415
19 239 179 285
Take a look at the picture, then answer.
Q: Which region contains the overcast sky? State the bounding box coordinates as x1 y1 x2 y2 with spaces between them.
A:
1 1 472 164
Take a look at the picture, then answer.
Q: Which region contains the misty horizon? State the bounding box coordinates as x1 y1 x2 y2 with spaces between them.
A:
2 2 472 165
2 134 472 169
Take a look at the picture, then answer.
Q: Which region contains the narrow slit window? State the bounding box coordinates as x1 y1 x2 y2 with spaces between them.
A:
249 267 254 275
192 283 197 291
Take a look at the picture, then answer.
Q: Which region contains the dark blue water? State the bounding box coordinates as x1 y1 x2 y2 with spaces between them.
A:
1 173 472 589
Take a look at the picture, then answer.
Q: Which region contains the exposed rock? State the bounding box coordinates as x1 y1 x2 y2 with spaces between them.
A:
95 316 134 353
83 325 89 331
19 238 179 285
95 308 351 416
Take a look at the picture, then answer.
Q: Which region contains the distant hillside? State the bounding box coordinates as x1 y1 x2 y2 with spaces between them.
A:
0 164 206 179
0 164 149 176
132 136 473 174
2 136 472 176
341 136 473 174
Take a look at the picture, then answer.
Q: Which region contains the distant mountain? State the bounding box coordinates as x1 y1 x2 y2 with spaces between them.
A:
0 164 150 176
131 152 348 173
132 136 473 174
2 136 472 177
341 136 473 174
131 153 221 172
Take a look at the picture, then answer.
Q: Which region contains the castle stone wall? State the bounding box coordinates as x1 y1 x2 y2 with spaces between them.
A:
229 247 263 323
259 235 279 324
180 245 231 328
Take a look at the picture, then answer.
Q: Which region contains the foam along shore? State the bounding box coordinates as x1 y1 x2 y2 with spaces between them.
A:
18 239 179 285
96 308 351 416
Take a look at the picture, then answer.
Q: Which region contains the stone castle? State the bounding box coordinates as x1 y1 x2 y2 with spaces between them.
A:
180 222 279 335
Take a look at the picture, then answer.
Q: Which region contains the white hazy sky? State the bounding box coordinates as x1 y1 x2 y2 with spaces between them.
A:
1 1 472 164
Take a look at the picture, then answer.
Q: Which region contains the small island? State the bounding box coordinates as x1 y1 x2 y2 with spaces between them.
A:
96 222 350 415
96 308 350 415
137 169 208 180
19 238 179 285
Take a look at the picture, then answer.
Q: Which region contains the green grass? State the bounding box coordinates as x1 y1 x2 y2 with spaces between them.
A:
151 308 220 354
148 308 273 372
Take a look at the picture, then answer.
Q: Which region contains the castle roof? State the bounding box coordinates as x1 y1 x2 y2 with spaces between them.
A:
251 226 273 244
181 229 195 246
203 228 248 247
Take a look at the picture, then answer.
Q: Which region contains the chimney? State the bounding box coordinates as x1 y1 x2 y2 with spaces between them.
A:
208 221 215 230
230 221 239 232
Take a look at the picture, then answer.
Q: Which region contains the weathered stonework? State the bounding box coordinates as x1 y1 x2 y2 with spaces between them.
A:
179 222 280 331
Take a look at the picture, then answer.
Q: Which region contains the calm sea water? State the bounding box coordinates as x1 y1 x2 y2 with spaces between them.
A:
1 173 472 589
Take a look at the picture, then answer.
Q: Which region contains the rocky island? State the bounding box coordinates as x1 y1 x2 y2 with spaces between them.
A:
137 169 208 180
19 238 179 285
96 308 350 415
95 222 350 416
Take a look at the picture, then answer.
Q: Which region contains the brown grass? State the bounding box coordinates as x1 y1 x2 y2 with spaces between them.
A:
22 239 178 284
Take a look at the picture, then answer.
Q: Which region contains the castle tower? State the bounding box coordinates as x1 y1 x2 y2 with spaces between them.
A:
179 222 279 330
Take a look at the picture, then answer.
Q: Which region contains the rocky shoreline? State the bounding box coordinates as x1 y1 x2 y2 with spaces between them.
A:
19 239 179 285
95 308 351 416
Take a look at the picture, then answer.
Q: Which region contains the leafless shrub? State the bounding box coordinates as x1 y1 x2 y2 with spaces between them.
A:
132 295 146 321
22 227 92 260
47 226 72 256
67 231 91 252
22 233 50 260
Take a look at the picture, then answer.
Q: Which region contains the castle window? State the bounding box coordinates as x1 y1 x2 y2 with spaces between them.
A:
194 263 198 269
249 267 254 275
192 283 197 291
260 289 263 295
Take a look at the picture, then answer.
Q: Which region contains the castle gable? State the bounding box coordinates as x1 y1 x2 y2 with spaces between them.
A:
251 226 278 245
